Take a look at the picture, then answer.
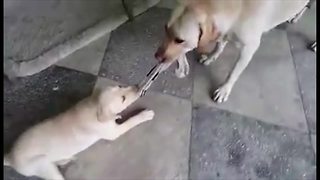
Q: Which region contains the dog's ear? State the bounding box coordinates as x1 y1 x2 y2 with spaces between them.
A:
197 20 220 53
189 2 219 53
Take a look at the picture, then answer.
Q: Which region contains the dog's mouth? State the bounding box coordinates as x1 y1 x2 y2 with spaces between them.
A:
138 62 172 97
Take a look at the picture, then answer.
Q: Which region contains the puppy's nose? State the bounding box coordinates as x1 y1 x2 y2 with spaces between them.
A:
132 85 139 92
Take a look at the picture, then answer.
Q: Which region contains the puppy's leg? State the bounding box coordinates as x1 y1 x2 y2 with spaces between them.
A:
213 36 261 103
199 35 228 66
103 110 154 140
23 157 64 180
175 54 190 78
56 157 76 166
36 162 65 180
116 110 154 134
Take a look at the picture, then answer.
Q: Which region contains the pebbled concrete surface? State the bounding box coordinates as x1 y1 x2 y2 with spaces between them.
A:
311 135 316 154
190 106 316 180
286 3 316 134
287 32 316 134
99 8 195 99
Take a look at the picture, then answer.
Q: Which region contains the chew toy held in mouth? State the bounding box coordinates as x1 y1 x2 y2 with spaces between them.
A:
138 62 171 97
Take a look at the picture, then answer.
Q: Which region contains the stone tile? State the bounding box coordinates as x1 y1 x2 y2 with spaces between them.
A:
157 0 178 9
99 8 195 99
56 34 110 75
286 13 316 133
190 106 316 180
124 0 160 16
193 29 307 132
4 0 127 62
4 66 96 179
64 77 191 180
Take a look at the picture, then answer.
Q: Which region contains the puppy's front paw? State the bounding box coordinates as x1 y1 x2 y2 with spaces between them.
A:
139 110 155 121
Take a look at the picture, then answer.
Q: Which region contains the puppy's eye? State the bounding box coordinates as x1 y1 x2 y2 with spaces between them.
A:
118 85 123 88
122 96 126 102
174 38 184 44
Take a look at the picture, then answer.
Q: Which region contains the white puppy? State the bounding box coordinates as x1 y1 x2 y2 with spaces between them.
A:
4 85 154 180
155 0 308 103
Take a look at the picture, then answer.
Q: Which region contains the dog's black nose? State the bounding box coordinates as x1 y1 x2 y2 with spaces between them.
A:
155 53 167 62
155 47 166 62
133 84 139 91
154 51 161 60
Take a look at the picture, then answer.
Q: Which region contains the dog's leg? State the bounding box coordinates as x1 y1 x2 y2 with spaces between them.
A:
213 37 260 103
103 110 154 140
175 54 190 78
309 41 316 52
199 35 228 66
288 6 308 23
288 0 313 24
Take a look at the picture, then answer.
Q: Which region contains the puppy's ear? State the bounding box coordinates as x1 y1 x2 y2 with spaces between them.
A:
96 88 118 122
197 21 220 54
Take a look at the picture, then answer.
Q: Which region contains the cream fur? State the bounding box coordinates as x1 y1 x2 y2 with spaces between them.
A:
4 85 154 180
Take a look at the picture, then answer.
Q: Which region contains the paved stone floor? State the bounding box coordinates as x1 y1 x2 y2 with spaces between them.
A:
4 5 316 180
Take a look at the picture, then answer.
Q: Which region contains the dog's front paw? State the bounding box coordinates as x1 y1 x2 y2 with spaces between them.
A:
212 84 232 103
199 54 208 64
139 110 155 121
199 54 214 66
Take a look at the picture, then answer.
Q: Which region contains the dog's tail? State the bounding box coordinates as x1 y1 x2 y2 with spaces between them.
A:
4 154 11 166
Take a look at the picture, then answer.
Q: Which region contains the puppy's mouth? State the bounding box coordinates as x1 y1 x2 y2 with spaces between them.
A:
115 108 146 125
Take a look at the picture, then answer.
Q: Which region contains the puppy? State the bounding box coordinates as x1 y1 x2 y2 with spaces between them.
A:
4 85 154 180
155 0 308 103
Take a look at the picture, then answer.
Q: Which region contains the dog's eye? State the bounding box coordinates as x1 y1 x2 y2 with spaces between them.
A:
174 38 184 44
198 26 203 41
118 85 123 88
122 96 126 102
